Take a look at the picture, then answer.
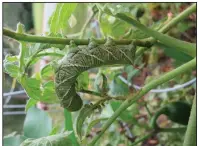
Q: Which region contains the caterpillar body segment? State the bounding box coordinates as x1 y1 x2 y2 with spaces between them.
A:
54 39 136 111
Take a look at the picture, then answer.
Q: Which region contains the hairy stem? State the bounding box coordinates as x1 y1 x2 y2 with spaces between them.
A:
88 57 196 146
183 96 196 146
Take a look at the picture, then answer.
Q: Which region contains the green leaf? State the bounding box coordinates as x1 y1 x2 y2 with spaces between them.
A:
3 62 19 78
49 3 78 34
76 103 102 140
157 43 193 63
110 101 131 121
111 101 139 123
124 65 142 81
108 74 129 97
21 76 42 100
4 135 27 146
3 55 19 78
23 107 52 138
20 131 74 146
49 125 60 135
64 109 79 146
99 13 131 38
40 63 54 79
77 71 89 90
25 98 38 112
41 81 59 103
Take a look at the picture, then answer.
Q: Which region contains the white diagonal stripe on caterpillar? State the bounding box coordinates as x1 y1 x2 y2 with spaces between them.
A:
99 46 118 60
56 74 78 87
62 63 90 68
119 49 134 64
79 51 105 63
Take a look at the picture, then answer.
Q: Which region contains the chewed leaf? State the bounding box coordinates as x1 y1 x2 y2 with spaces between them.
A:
49 3 78 34
20 131 73 146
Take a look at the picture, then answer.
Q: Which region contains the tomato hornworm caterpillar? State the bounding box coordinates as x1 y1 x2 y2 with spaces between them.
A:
54 38 136 111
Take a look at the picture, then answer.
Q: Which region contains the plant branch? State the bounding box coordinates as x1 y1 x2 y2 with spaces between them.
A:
131 131 154 146
88 57 196 146
113 12 196 57
3 28 153 47
134 3 196 57
183 96 196 146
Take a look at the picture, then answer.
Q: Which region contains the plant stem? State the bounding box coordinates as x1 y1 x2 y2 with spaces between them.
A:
3 28 152 47
88 58 196 146
131 131 154 146
64 109 80 146
114 12 196 57
80 89 102 97
135 3 196 57
159 3 196 33
183 96 196 146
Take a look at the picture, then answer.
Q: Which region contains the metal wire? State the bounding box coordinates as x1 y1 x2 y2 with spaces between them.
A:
3 90 26 97
3 109 63 116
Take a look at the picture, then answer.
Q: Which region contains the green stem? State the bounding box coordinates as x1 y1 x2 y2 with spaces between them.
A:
133 3 196 57
159 3 196 33
64 109 79 146
114 13 196 57
131 131 154 146
80 89 102 97
88 58 196 146
3 28 152 47
183 96 196 146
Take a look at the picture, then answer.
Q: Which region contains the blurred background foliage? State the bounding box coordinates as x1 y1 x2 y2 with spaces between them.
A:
3 2 196 146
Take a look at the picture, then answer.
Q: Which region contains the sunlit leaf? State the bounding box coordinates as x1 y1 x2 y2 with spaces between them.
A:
41 81 59 103
3 54 19 78
49 3 78 34
21 76 42 100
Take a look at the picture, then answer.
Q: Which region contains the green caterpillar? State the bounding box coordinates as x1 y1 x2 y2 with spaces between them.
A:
54 38 136 111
